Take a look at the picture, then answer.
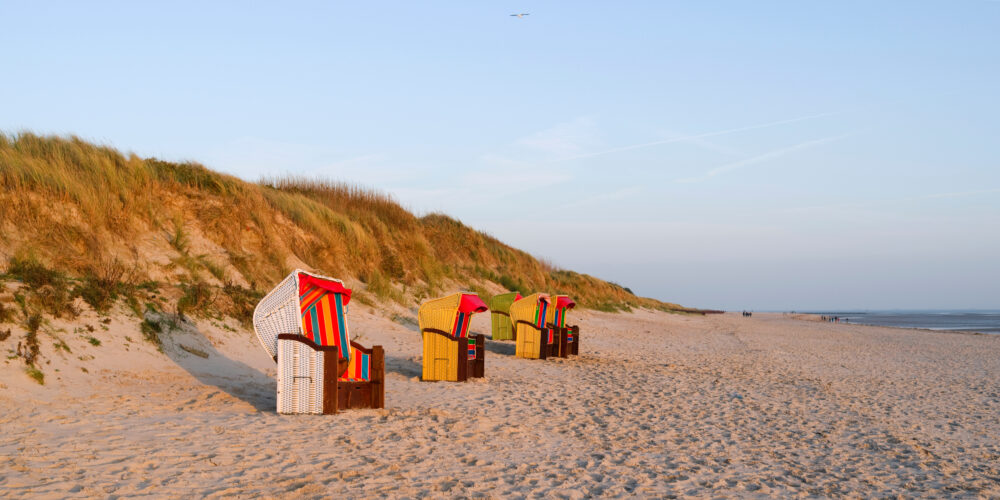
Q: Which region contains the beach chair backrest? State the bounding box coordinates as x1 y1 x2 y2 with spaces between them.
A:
489 292 521 340
297 273 352 360
253 270 353 361
550 295 576 342
548 295 576 328
534 298 551 342
510 293 551 358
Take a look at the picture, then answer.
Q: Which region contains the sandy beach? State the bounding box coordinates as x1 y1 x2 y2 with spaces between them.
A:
2 309 998 498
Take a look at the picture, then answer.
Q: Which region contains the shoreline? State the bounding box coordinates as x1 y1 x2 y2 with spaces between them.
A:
773 311 1000 337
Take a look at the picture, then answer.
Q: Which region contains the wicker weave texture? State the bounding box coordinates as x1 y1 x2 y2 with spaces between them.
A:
512 293 550 359
277 337 324 414
489 292 519 340
252 272 301 360
253 269 349 360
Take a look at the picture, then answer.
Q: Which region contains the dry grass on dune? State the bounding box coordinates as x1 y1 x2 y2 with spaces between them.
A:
0 133 695 328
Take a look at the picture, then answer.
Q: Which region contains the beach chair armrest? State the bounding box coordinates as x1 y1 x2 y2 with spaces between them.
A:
349 340 377 354
514 320 543 332
277 333 345 356
278 333 351 373
421 327 462 342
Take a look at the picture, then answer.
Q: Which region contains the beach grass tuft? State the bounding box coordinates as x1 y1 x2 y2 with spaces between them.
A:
25 366 44 385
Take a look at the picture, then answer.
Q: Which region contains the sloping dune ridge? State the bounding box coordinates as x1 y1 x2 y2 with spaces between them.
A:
0 132 692 316
1 310 998 497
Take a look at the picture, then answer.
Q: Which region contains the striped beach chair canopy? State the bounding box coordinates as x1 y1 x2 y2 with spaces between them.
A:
549 295 577 342
547 295 577 328
509 293 552 331
253 270 353 361
419 292 489 359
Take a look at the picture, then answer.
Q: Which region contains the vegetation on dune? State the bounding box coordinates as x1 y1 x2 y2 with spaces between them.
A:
0 132 699 333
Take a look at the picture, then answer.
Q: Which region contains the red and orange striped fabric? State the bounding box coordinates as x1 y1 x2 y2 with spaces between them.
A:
340 345 371 381
299 284 350 360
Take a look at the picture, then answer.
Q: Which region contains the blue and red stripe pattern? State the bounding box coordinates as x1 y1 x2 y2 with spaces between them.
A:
451 311 476 359
340 345 371 381
299 285 350 360
534 300 550 342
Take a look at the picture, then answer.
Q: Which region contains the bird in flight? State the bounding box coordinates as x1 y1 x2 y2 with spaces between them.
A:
510 13 530 18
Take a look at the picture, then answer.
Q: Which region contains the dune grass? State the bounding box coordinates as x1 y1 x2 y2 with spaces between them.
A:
0 132 698 320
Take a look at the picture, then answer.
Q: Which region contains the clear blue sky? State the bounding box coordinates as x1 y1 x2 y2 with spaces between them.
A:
3 1 998 310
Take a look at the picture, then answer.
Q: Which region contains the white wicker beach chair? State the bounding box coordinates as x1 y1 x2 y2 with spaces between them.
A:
253 270 384 414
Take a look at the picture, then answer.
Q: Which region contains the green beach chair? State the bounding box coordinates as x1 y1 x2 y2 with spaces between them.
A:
489 292 522 341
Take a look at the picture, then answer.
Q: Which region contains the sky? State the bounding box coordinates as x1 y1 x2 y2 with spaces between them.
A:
2 1 999 310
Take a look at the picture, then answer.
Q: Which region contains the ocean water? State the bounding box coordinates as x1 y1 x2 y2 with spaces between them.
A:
805 310 1000 334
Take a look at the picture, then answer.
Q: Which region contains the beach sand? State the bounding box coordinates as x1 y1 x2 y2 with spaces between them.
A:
2 309 998 498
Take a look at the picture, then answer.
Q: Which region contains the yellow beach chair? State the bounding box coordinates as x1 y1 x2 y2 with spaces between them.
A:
546 295 579 357
511 293 560 359
253 270 385 414
488 292 521 341
418 292 489 382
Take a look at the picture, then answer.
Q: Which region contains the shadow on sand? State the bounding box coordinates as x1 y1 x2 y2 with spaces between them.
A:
484 339 516 356
385 355 422 378
153 314 276 412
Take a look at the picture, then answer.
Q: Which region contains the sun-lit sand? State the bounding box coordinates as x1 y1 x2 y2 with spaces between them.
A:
2 308 999 498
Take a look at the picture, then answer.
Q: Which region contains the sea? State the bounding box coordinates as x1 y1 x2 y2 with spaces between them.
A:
803 310 1000 335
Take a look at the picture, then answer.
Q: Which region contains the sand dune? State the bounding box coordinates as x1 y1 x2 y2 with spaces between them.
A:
2 309 999 498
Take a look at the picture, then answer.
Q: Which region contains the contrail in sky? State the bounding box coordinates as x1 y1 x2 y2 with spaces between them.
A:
675 133 851 184
784 188 1000 213
549 111 842 163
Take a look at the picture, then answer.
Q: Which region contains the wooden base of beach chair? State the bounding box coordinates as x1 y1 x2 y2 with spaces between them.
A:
567 325 580 355
470 334 485 378
278 334 384 415
333 379 384 411
326 344 384 413
421 331 486 382
514 322 564 360
544 336 561 358
550 326 581 357
540 326 565 358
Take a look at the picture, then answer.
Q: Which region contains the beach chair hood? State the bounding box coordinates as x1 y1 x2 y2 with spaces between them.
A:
488 292 522 313
548 295 576 327
418 292 488 338
509 293 552 328
252 270 353 361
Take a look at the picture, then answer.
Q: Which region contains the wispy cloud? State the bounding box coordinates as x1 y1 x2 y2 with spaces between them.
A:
549 111 842 164
516 116 600 156
556 186 643 211
656 128 744 157
675 134 851 184
784 188 1000 213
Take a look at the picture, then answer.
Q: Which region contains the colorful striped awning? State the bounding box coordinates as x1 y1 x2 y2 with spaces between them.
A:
298 273 352 360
